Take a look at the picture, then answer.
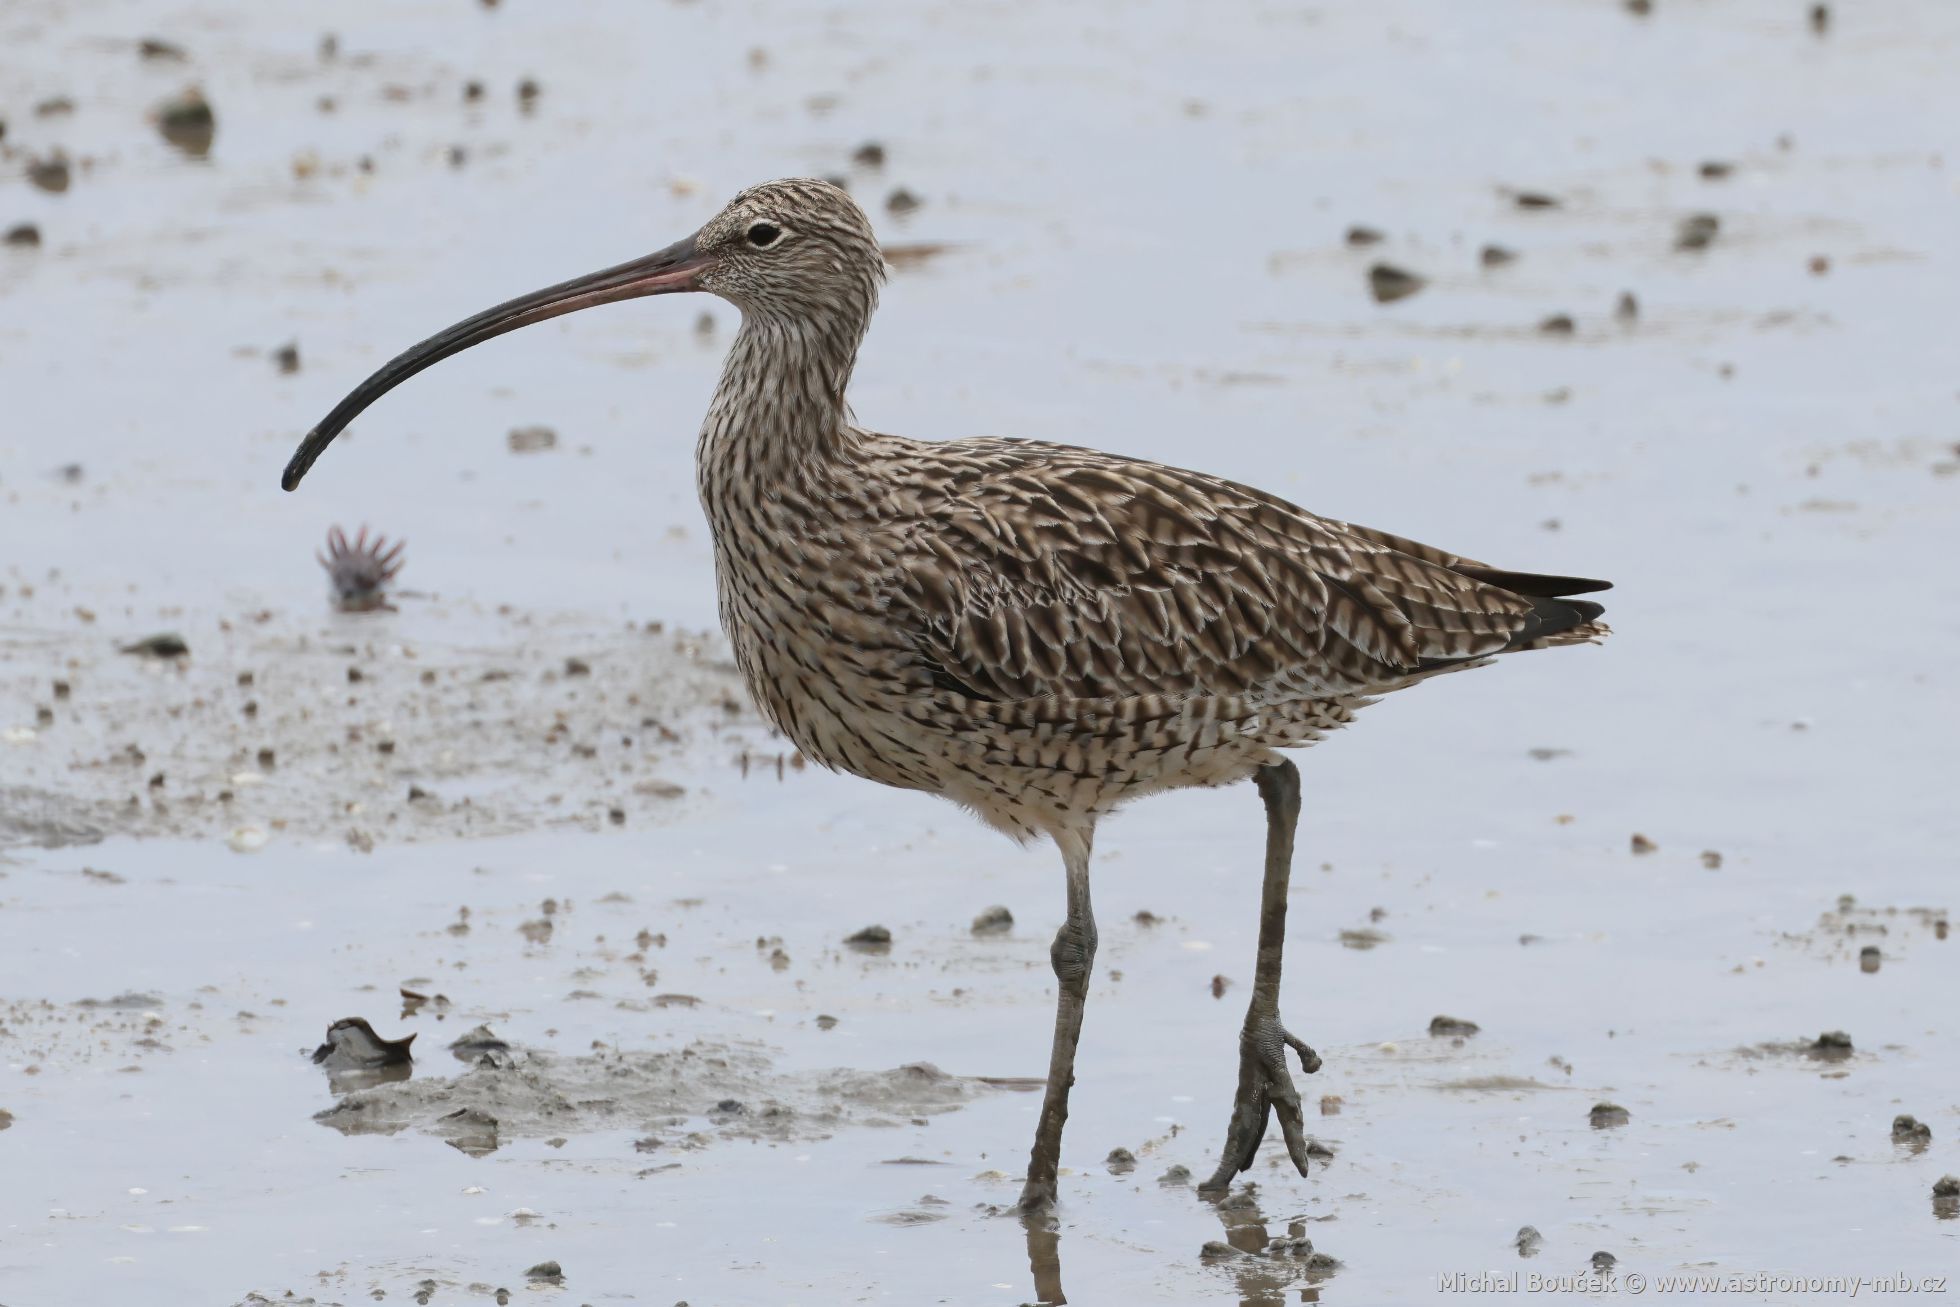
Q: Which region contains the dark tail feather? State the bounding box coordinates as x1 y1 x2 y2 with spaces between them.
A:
1452 564 1612 597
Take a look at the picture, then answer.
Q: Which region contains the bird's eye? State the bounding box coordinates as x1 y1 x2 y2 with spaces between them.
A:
747 222 782 248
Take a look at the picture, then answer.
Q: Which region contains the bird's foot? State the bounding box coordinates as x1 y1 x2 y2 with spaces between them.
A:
1199 1010 1321 1194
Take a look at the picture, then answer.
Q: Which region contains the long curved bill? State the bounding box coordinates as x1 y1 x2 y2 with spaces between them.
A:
281 234 711 491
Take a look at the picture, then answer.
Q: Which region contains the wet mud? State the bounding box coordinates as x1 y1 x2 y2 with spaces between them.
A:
4 0 1959 1302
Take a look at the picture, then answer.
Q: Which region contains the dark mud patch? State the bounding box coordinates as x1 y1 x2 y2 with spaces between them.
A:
314 1037 993 1152
1 614 745 849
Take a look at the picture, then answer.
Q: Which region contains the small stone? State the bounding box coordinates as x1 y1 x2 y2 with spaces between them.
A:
1615 292 1639 323
1516 1225 1543 1256
1344 224 1384 247
970 904 1013 936
1157 1164 1191 1186
885 187 922 215
1319 1094 1342 1115
139 38 188 61
1539 314 1575 336
524 1260 564 1283
272 341 300 374
1513 191 1561 210
1480 244 1517 268
1860 945 1882 974
851 141 886 167
27 152 72 194
1367 263 1425 304
845 923 892 948
464 80 485 103
1893 1115 1932 1146
121 632 189 659
1625 0 1652 15
1809 1030 1853 1060
564 656 591 676
1209 974 1230 999
4 222 42 248
1698 160 1734 181
1199 1240 1241 1260
516 78 542 108
157 87 216 156
1105 1147 1136 1174
1591 1251 1617 1272
1589 1102 1630 1128
1932 1175 1960 1198
1675 213 1720 251
695 311 716 337
1809 4 1829 36
507 424 557 453
1629 833 1657 855
1808 255 1831 276
1700 850 1722 870
1429 1015 1480 1037
814 1014 838 1030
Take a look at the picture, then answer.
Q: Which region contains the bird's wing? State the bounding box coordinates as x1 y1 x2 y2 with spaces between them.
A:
885 438 1606 704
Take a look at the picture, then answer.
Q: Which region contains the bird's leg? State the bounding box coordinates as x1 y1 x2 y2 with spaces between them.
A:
1200 759 1322 1194
1016 827 1098 1216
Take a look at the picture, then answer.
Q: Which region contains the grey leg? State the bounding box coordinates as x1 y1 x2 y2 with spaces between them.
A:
1200 759 1322 1194
1017 826 1098 1215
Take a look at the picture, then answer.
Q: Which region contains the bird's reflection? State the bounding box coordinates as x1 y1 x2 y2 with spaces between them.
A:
1021 1184 1335 1306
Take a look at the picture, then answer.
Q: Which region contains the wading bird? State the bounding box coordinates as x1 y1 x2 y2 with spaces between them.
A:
282 179 1609 1212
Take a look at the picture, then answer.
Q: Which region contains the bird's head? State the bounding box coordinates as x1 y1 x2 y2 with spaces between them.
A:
281 178 883 492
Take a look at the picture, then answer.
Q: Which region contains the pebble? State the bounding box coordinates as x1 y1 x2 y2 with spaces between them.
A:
4 223 41 248
1892 1115 1932 1146
508 424 558 453
1157 1164 1191 1186
1513 190 1561 210
1615 292 1640 323
845 923 892 947
1809 1029 1853 1060
1859 945 1881 973
1698 160 1734 180
1675 213 1720 251
1629 833 1657 854
970 904 1013 936
1516 1225 1543 1257
885 188 922 215
524 1260 564 1283
1700 850 1722 869
1480 244 1517 268
1344 224 1384 247
851 141 886 168
1539 314 1575 336
1367 263 1425 304
1933 1175 1959 1198
1589 1102 1630 1128
1429 1014 1480 1037
27 152 71 194
272 342 300 374
157 87 216 156
1810 4 1829 36
1105 1147 1136 1174
138 38 187 61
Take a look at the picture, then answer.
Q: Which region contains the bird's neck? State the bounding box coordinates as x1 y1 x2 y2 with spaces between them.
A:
697 309 865 503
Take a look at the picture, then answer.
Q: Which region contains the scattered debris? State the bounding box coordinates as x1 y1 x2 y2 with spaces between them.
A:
1809 4 1830 36
1630 833 1657 855
507 424 557 453
1539 313 1575 336
1344 224 1384 247
1615 292 1639 324
1157 1164 1191 1186
138 37 188 61
845 923 893 949
1698 160 1733 181
1429 1015 1480 1037
1512 190 1561 210
1859 945 1882 974
271 341 300 374
1480 244 1517 268
852 141 886 167
516 78 542 110
3 223 40 248
885 187 922 215
1700 850 1722 870
1209 974 1231 999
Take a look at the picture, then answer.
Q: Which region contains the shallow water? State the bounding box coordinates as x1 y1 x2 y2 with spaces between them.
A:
4 0 1959 1301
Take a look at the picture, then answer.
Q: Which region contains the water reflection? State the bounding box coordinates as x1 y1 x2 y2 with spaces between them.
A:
1022 1186 1336 1306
